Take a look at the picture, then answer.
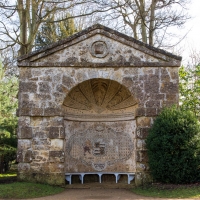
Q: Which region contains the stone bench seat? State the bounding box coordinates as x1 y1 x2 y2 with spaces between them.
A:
65 172 135 184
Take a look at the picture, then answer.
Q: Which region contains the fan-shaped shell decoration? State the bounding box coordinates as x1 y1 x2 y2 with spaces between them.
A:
63 78 137 121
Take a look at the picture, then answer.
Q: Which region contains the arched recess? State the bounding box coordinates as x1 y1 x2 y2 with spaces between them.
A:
63 78 138 173
62 78 138 121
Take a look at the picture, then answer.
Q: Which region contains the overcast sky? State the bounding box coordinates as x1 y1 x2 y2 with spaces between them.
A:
185 0 200 44
178 0 200 64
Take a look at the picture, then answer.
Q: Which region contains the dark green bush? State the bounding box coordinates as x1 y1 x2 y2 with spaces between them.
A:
0 144 16 173
146 106 200 184
0 136 17 173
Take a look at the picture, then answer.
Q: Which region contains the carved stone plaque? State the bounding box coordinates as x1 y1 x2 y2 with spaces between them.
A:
66 124 134 171
90 41 109 58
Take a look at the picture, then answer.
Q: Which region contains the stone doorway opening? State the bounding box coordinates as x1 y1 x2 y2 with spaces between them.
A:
63 78 138 183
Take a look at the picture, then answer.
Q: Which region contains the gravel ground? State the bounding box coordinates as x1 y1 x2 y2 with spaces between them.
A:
23 188 196 200
0 182 197 200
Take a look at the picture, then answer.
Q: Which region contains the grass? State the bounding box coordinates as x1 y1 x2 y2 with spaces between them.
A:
0 182 65 199
0 170 64 198
132 183 200 199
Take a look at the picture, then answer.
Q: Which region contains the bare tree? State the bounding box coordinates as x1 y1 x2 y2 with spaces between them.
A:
0 0 116 56
188 48 200 68
0 46 18 76
94 0 190 47
0 0 190 57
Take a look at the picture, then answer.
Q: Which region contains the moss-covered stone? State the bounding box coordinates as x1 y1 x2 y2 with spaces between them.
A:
18 173 65 185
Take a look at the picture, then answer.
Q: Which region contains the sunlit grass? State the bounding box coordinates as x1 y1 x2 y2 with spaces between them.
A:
0 182 64 199
0 172 17 178
132 184 200 199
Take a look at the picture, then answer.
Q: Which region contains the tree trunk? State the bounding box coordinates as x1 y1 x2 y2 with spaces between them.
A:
17 0 28 56
149 0 156 46
135 0 147 43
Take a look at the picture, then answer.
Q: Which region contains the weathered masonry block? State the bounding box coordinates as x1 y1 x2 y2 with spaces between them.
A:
17 24 181 185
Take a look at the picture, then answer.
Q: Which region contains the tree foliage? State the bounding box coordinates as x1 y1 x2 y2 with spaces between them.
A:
179 65 200 119
0 69 18 138
146 106 200 183
35 13 78 50
0 61 18 173
0 144 16 173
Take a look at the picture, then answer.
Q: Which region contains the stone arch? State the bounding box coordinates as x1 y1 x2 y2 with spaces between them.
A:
62 78 138 121
60 68 133 96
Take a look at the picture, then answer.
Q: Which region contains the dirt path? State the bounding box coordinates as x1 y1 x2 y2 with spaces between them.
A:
31 188 148 200
1 183 197 200
29 188 195 200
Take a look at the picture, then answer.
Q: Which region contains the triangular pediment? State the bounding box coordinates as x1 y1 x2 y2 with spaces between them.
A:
17 24 181 67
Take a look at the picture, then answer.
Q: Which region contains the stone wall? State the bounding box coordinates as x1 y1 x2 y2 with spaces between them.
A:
17 24 181 185
17 65 179 185
18 67 179 116
17 116 65 184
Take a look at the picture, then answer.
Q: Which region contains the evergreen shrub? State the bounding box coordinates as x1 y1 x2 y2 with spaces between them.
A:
146 106 200 183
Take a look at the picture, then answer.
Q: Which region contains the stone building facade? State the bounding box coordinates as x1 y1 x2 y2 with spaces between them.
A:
17 24 181 185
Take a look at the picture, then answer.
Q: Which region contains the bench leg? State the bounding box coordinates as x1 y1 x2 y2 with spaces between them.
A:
66 175 72 184
114 173 121 183
98 174 102 183
128 174 135 184
79 174 85 184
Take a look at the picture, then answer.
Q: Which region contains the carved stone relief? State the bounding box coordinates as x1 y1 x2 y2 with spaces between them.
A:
63 78 138 121
65 122 136 172
90 41 109 58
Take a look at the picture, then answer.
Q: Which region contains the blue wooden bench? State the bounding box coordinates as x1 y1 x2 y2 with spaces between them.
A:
65 172 135 184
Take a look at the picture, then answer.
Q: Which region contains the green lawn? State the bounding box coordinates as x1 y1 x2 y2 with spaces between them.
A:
0 182 65 199
0 171 64 198
132 184 200 198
